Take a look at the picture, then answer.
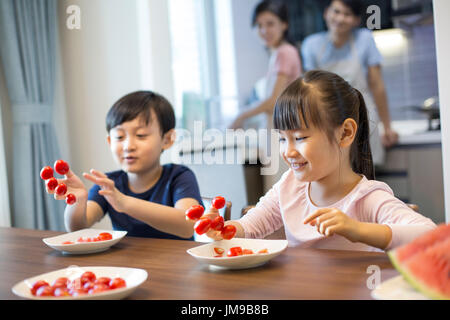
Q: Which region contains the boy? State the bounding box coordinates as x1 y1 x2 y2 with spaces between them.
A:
48 91 203 239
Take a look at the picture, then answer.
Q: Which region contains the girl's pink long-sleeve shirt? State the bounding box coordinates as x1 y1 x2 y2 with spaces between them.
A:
239 170 436 252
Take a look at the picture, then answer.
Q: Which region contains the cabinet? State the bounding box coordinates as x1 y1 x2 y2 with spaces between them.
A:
375 144 445 224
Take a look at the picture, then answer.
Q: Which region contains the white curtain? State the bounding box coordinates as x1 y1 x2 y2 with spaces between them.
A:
0 98 11 227
0 0 65 230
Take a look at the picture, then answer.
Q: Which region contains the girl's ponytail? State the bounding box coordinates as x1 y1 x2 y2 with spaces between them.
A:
352 88 375 180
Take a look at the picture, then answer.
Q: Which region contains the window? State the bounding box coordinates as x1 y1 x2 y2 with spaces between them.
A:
168 0 238 130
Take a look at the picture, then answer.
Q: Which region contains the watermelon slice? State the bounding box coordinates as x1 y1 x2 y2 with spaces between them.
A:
388 223 450 300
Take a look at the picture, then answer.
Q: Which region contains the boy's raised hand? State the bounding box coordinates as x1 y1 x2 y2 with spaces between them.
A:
47 169 87 201
83 169 127 212
303 208 361 243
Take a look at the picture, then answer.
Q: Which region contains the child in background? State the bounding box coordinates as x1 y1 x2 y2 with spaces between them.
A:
47 91 203 239
206 70 436 251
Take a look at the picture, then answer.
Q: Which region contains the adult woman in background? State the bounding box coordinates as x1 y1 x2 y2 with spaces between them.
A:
301 0 398 166
230 0 302 130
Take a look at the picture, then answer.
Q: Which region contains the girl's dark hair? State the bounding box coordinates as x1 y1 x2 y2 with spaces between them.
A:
106 90 175 136
252 0 291 43
273 70 374 180
327 0 364 17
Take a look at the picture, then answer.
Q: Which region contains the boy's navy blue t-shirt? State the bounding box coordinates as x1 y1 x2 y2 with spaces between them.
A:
88 164 203 240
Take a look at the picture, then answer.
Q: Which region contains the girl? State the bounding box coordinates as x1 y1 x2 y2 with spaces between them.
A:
301 0 398 166
206 70 436 252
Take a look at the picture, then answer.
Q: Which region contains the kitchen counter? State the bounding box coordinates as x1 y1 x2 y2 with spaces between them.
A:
386 119 441 146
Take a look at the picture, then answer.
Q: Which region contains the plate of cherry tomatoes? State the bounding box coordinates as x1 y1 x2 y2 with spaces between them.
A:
12 266 148 300
187 238 288 270
42 228 127 254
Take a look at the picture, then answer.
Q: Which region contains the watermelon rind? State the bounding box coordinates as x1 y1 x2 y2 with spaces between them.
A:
388 249 449 300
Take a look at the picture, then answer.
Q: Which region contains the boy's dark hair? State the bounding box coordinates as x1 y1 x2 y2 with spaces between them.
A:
327 0 364 17
252 0 291 43
273 70 374 180
106 90 175 135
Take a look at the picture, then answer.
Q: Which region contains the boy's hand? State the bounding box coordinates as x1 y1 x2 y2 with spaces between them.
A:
47 169 88 201
83 169 128 212
303 208 361 243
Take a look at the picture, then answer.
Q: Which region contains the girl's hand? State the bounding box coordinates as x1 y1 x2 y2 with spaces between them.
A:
47 169 88 201
83 169 128 212
202 208 224 241
303 208 361 243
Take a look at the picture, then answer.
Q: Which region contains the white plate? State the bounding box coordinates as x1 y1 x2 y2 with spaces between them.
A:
42 228 127 254
11 266 148 300
187 238 288 270
371 275 430 300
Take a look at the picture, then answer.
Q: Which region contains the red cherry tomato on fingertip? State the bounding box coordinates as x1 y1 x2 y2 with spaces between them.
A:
210 215 224 231
55 183 67 196
185 205 205 221
54 159 69 175
65 193 76 205
46 177 58 191
194 217 212 235
221 224 236 240
212 196 226 210
40 166 54 180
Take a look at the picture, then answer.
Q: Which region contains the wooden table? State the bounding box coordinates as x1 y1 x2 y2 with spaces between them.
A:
0 227 399 300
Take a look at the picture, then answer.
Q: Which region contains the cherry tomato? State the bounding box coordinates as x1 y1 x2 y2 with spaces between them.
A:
62 241 74 245
69 288 87 297
31 280 49 295
95 277 112 286
53 287 71 297
40 166 53 180
98 232 113 241
221 224 236 240
55 183 67 196
54 159 69 175
257 248 268 254
80 271 96 285
109 277 126 289
242 249 254 255
194 216 212 235
83 281 95 291
210 215 224 231
52 277 69 289
36 285 54 297
88 283 110 294
68 278 84 291
185 205 205 221
227 246 243 257
212 196 226 209
65 193 76 205
214 247 224 255
46 177 58 191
